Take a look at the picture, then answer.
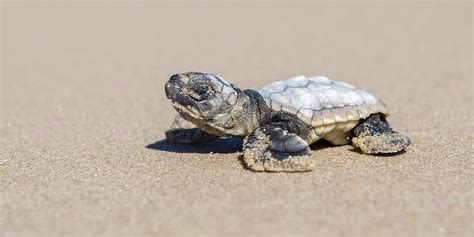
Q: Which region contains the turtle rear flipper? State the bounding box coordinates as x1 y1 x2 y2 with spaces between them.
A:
351 114 411 154
243 126 314 172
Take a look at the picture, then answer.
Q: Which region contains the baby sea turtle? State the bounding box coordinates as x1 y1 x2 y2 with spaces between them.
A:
164 72 410 172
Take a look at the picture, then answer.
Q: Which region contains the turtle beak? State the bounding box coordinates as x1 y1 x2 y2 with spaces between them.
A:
165 74 190 100
164 82 174 99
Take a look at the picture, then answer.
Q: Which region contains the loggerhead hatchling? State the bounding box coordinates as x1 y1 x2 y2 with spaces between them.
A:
164 72 410 172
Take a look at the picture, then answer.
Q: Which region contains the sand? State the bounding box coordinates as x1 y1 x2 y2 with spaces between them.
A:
1 1 472 236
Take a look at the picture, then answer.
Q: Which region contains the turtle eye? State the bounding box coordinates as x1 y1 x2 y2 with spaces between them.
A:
189 85 212 101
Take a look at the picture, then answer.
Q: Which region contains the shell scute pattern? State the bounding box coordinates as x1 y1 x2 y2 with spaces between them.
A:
310 110 324 127
332 107 348 123
285 75 311 87
297 108 314 125
317 88 336 109
307 82 333 92
321 110 336 125
346 107 360 121
257 75 389 131
258 80 286 98
343 90 363 106
308 76 332 84
334 81 356 89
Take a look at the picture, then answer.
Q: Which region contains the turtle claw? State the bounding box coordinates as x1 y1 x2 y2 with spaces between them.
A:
243 128 315 172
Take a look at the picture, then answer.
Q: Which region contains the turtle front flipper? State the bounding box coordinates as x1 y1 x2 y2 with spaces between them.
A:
165 114 219 144
351 114 411 154
243 125 315 172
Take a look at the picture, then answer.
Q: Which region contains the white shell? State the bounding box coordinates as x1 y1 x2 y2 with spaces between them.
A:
257 75 389 143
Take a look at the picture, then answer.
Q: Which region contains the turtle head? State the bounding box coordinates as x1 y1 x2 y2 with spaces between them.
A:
165 72 241 136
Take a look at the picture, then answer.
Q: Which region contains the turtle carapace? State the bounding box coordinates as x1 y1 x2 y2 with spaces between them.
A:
164 72 411 172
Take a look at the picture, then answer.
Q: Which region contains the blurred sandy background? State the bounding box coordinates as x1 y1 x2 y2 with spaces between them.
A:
1 1 472 236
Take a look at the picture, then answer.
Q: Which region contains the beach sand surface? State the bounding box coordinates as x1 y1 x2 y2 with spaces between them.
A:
1 2 472 236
